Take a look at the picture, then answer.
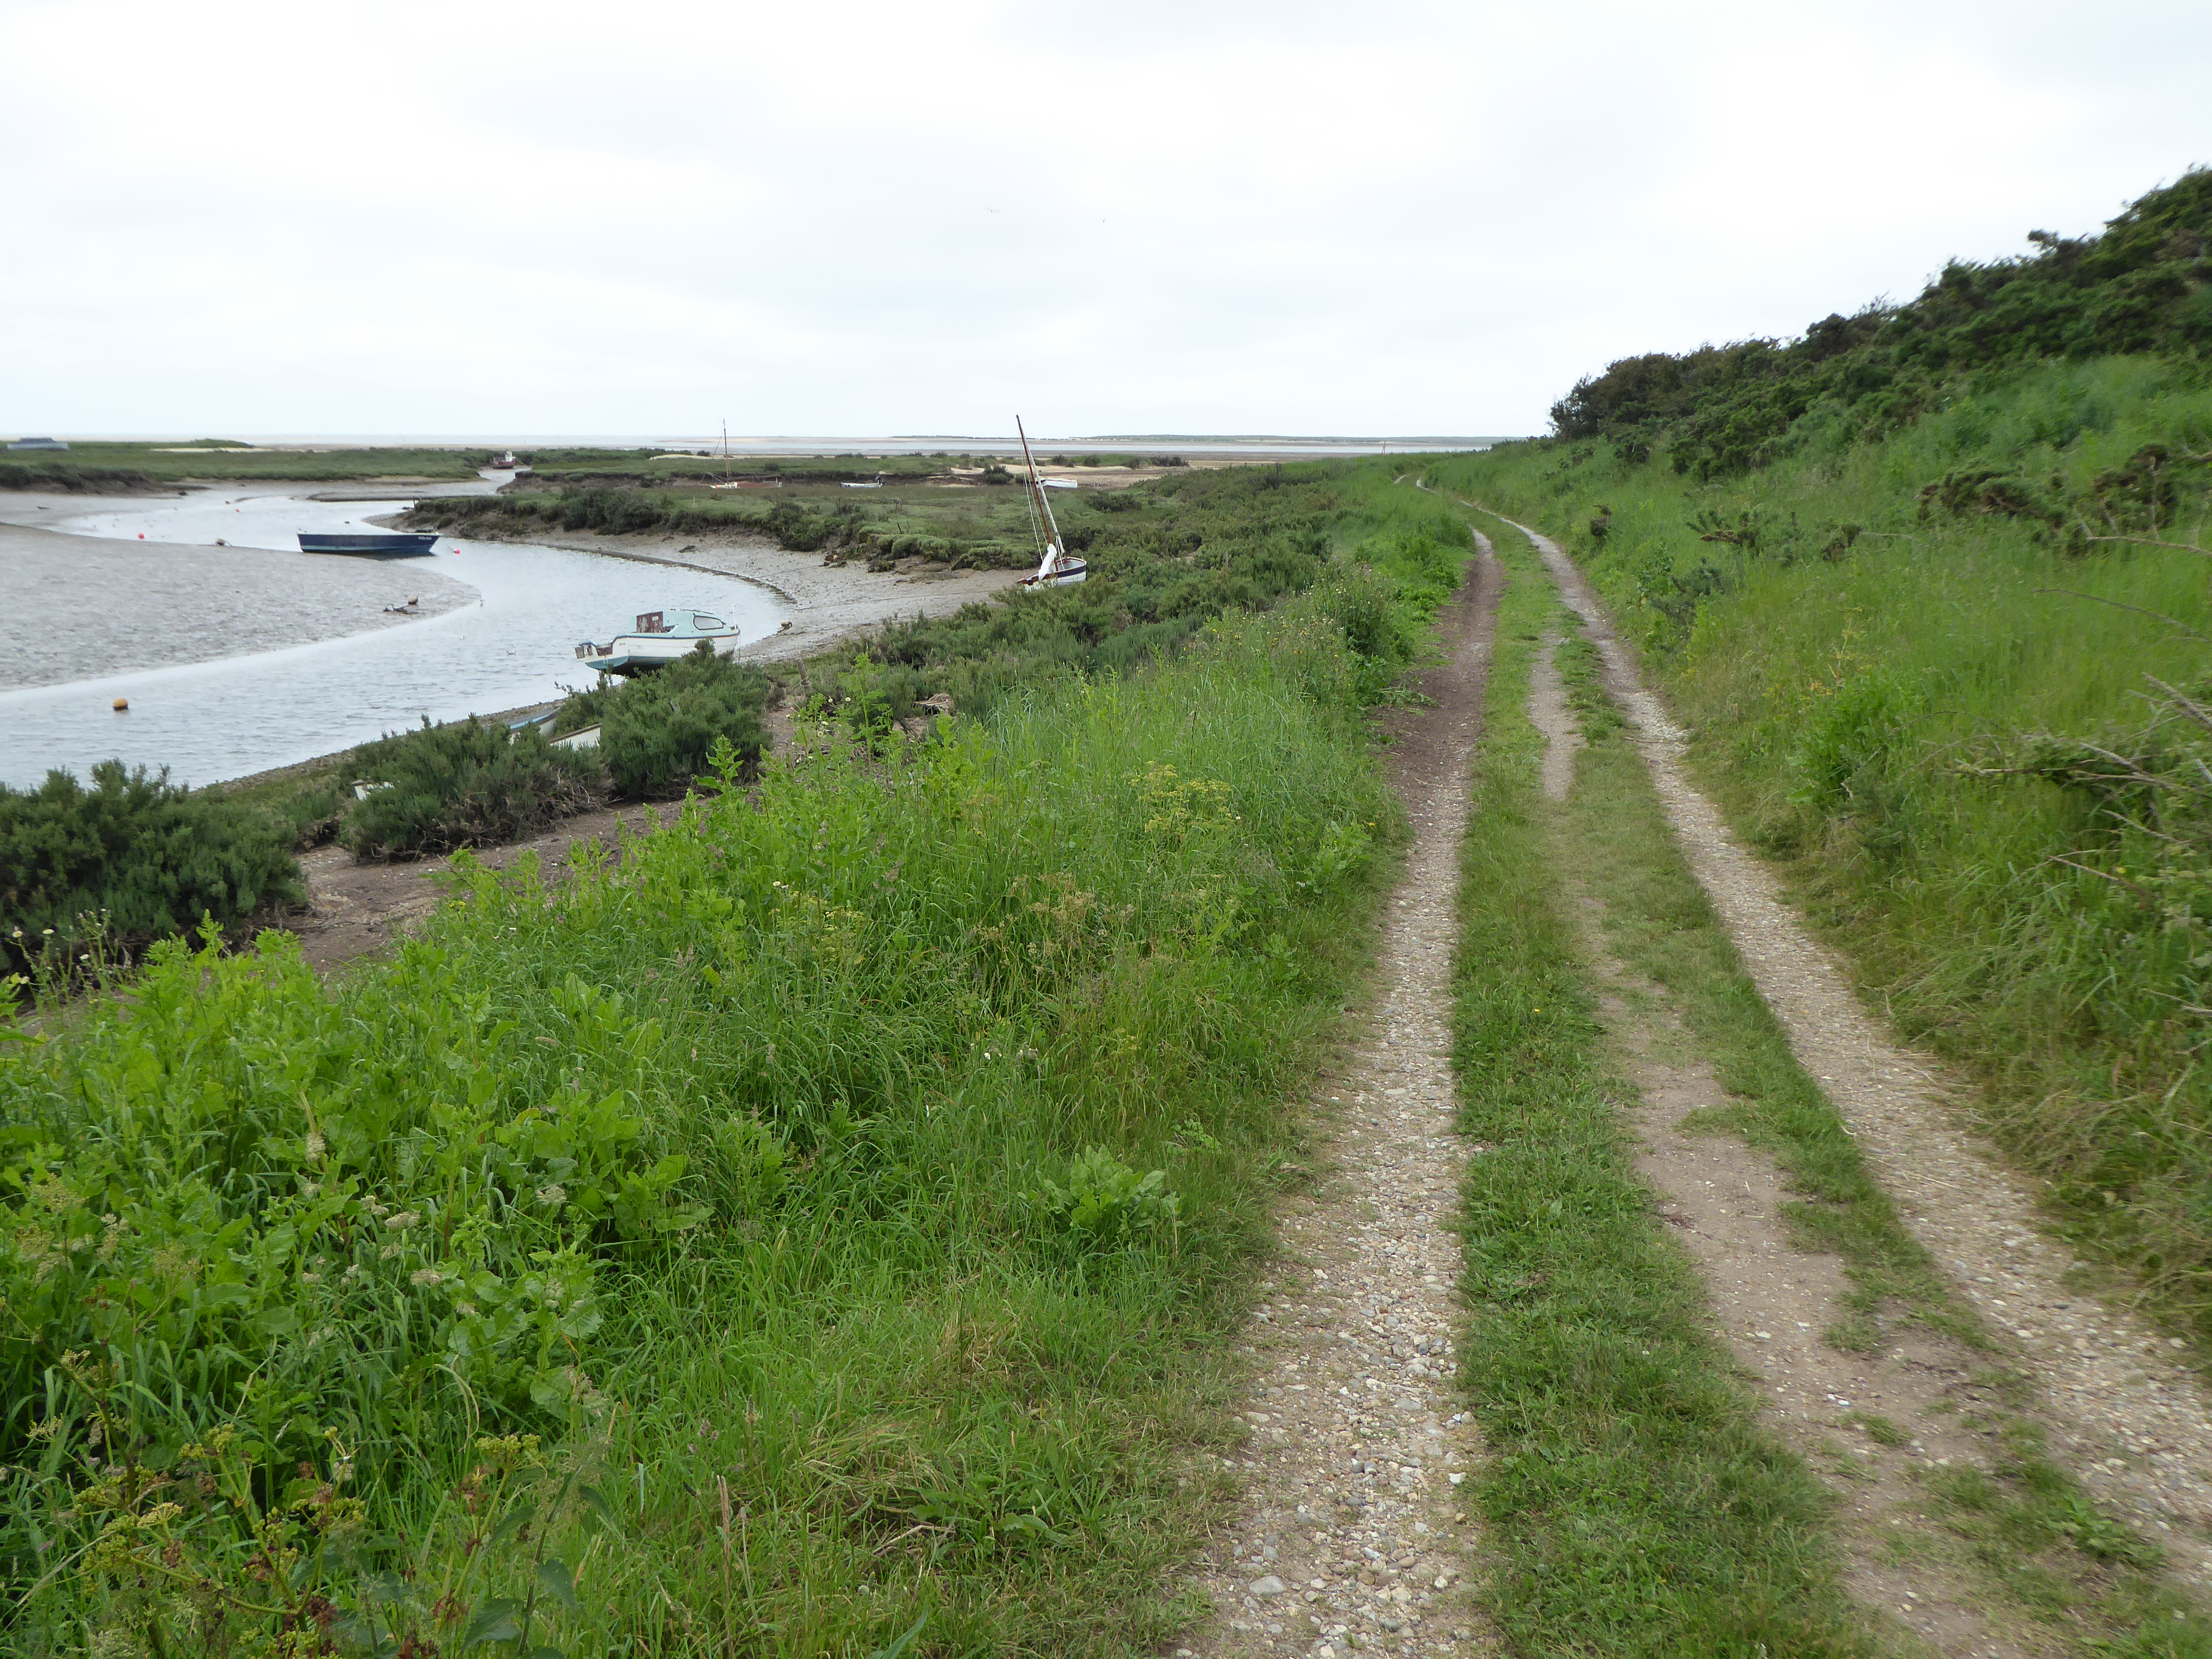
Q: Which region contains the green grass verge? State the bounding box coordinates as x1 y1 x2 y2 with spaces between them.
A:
1448 527 1874 1656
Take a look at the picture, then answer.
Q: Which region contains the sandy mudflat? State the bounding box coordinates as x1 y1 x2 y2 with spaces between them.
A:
0 492 475 692
479 525 1027 662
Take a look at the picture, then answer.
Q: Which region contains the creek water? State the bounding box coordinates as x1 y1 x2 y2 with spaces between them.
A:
0 487 790 789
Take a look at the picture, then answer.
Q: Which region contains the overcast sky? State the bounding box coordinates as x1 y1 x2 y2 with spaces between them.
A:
3 0 2205 440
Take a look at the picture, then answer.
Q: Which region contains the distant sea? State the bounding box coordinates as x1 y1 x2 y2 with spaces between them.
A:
51 434 1518 458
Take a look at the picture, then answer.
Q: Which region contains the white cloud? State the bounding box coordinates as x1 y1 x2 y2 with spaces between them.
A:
2 0 2206 437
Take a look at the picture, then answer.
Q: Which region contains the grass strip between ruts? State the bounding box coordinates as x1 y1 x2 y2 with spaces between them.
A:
1446 523 1877 1657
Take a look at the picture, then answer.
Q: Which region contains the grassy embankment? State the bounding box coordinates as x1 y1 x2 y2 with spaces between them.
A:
1430 168 2212 1340
1454 513 2206 1652
0 441 489 490
0 475 1467 1655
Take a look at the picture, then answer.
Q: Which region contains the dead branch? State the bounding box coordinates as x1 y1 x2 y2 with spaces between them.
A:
2083 532 2212 557
2035 588 2212 643
2145 677 2212 737
2047 854 2156 900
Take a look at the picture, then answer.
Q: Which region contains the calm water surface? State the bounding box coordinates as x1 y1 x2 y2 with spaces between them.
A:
1 491 789 788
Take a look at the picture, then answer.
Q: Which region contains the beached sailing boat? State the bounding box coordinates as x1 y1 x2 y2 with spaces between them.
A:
1014 417 1087 588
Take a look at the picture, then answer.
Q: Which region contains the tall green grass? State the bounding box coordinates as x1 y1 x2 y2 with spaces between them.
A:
1430 354 2212 1330
0 574 1425 1655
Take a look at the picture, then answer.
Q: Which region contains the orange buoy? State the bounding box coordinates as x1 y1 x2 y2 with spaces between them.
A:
112 698 129 712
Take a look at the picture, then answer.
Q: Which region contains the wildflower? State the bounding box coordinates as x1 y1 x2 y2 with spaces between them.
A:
410 1269 444 1287
380 1244 403 1260
535 1185 567 1209
305 1131 327 1162
384 1211 421 1231
300 1272 321 1284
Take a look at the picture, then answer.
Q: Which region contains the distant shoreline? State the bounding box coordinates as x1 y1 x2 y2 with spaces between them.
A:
12 433 1517 456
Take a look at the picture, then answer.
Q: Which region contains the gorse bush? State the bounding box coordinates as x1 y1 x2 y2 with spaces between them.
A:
342 717 602 859
0 567 1435 1654
0 762 301 973
596 644 771 797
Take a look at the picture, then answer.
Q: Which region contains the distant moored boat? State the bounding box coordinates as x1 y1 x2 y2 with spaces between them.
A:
1013 417 1087 589
297 531 440 557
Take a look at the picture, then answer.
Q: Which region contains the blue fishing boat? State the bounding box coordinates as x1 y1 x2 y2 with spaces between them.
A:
297 531 440 557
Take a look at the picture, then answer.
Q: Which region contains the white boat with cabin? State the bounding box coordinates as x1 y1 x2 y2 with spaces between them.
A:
576 607 742 677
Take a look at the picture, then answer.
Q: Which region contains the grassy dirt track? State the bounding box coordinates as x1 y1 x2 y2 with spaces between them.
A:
1450 503 2212 1655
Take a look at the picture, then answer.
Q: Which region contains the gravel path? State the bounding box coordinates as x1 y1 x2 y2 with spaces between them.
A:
1179 546 1504 1659
1500 511 2212 1585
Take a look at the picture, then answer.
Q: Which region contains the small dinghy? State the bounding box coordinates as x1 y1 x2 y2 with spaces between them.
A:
298 531 440 557
1014 417 1087 589
576 607 742 677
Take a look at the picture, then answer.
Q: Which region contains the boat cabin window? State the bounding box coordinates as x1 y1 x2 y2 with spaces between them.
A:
635 611 665 634
692 614 723 630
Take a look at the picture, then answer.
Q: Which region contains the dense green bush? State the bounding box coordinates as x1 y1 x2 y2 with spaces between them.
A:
834 468 1472 723
342 718 602 859
0 762 301 971
598 644 771 797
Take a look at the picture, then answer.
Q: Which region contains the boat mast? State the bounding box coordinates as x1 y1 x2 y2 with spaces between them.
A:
722 419 729 483
1015 416 1065 582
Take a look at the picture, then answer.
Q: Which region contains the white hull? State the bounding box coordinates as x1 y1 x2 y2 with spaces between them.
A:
1018 560 1088 588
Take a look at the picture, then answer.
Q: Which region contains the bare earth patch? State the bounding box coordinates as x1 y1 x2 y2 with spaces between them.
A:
287 802 663 975
1179 548 1504 1659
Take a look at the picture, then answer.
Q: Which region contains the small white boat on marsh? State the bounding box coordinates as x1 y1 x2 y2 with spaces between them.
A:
1014 417 1087 589
575 607 743 677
